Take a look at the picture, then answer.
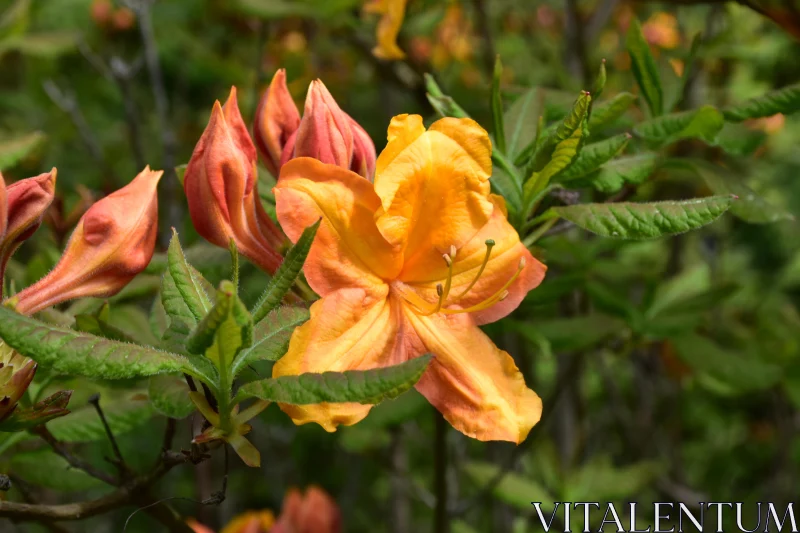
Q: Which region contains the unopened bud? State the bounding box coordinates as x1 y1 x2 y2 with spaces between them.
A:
254 69 301 177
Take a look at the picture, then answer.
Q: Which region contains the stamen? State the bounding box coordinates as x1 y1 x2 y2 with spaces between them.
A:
442 258 524 315
419 283 446 316
455 239 495 299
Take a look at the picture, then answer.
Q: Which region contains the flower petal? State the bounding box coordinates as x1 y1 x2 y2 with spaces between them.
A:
275 157 402 295
365 0 408 60
401 195 546 325
404 309 542 443
374 116 493 278
273 286 405 431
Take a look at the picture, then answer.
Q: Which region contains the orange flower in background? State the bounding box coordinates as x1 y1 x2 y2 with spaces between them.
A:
642 12 680 49
9 167 161 315
273 115 546 443
188 486 339 533
364 0 408 60
0 169 57 283
254 74 376 180
186 87 287 274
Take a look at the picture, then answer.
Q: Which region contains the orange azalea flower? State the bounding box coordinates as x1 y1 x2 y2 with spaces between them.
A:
364 0 408 60
0 169 57 284
11 167 161 315
273 115 546 442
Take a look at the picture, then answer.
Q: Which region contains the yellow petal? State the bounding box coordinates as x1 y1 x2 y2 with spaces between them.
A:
275 157 402 295
365 0 408 60
404 308 542 443
374 116 493 277
374 114 425 177
401 195 547 325
273 286 406 431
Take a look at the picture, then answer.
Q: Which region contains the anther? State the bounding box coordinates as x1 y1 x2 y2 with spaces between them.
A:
449 245 457 259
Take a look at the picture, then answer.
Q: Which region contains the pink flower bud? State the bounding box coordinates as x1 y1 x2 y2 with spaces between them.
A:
254 69 301 177
0 169 57 283
185 87 286 274
280 80 377 181
12 167 161 315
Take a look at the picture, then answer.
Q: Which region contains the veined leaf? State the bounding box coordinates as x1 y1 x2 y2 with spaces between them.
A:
588 153 659 193
550 196 733 240
588 93 637 132
626 17 663 116
231 306 310 378
251 220 319 324
556 134 631 182
47 392 153 442
187 281 253 364
0 131 45 170
634 106 724 147
723 83 800 122
148 374 195 419
504 87 543 159
167 230 213 323
525 91 592 177
0 306 190 379
235 354 432 405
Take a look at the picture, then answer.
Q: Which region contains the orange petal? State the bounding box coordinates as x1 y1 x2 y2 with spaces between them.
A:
254 69 301 176
275 158 402 295
401 195 547 325
404 309 542 443
373 116 493 276
272 287 405 431
366 0 408 60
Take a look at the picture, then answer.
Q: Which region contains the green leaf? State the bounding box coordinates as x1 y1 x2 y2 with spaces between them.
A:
671 334 782 394
680 159 794 224
0 306 191 379
74 306 138 344
712 122 767 156
526 91 592 177
556 134 631 182
592 59 607 100
588 153 659 193
463 462 555 511
187 281 253 359
235 354 432 405
234 0 360 19
723 83 800 122
425 74 469 119
588 92 637 132
626 17 663 116
550 196 733 240
504 87 543 160
491 56 506 154
514 314 626 352
0 32 77 58
0 390 71 432
47 392 153 442
252 220 320 324
11 450 104 492
634 105 724 147
231 306 309 378
565 456 663 501
167 230 213 323
0 132 45 170
148 374 195 419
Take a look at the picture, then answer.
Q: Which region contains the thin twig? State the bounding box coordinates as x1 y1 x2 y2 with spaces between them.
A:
33 426 118 487
88 393 128 476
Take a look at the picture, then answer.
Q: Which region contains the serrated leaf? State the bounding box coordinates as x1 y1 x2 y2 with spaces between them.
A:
167 230 213 323
11 450 104 492
626 17 663 116
0 132 45 170
723 83 800 122
235 354 432 405
47 393 153 442
251 221 319 324
588 93 637 132
186 281 252 359
148 374 195 419
551 196 733 240
231 306 309 378
504 88 543 160
463 462 555 511
588 153 659 193
634 106 724 147
0 306 191 379
556 134 631 182
671 334 782 393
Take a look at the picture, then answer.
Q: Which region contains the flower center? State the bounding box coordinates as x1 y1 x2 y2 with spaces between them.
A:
399 239 524 316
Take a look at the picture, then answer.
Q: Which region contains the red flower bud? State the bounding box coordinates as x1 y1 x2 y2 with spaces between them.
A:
280 80 377 180
253 69 301 177
0 169 57 283
185 87 286 274
12 167 161 315
271 486 342 533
